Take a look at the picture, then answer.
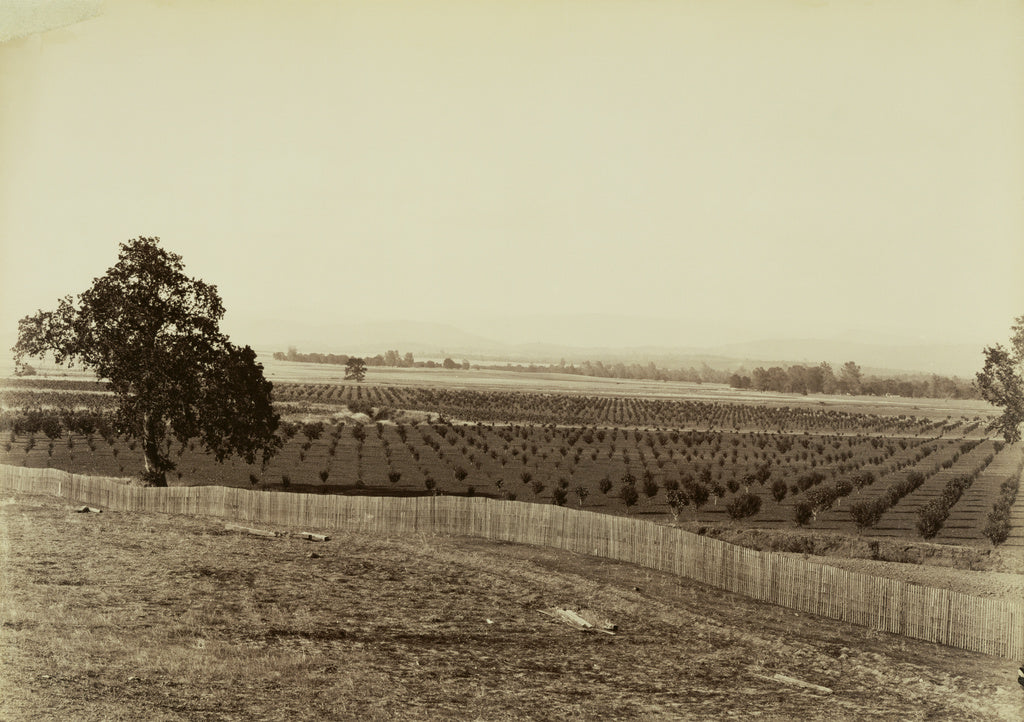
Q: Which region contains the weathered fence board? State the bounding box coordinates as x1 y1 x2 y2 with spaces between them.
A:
1 463 1021 659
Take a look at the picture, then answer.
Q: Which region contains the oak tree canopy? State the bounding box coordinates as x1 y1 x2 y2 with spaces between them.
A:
13 237 281 485
975 315 1024 443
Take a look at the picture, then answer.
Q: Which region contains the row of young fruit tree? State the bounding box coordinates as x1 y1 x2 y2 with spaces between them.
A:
2 379 1018 546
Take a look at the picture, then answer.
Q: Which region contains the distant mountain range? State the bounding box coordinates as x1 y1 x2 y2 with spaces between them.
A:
224 317 985 378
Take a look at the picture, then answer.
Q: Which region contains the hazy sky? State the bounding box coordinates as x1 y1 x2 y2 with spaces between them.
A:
1 0 1022 352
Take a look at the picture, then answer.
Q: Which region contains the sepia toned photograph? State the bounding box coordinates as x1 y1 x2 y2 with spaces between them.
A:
1 0 1023 719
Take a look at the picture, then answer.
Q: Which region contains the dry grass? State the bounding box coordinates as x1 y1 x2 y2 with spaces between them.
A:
1 492 1022 721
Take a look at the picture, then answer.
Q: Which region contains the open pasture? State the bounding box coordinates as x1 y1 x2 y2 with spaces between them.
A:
2 491 1022 721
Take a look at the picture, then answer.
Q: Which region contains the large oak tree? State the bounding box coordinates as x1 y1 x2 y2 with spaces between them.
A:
13 237 281 485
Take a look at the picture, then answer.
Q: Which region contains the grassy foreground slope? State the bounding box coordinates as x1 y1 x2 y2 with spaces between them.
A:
1 492 1021 721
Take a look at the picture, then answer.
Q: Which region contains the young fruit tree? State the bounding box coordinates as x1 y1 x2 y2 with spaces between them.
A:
12 237 282 486
975 315 1024 442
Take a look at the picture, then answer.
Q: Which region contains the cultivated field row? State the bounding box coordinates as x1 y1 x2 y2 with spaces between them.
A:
3 418 1018 545
2 379 989 436
274 383 988 435
2 378 1018 546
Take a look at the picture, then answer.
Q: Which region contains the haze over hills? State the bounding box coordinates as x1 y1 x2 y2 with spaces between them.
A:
224 314 986 379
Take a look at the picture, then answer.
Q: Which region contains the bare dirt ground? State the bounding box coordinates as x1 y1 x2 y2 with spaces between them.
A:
2 491 1022 721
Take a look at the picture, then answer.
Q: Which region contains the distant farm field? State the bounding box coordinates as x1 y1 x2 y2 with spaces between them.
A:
255 359 997 421
1 367 1019 552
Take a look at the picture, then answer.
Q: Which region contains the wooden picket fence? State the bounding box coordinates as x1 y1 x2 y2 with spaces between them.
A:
2 464 1021 659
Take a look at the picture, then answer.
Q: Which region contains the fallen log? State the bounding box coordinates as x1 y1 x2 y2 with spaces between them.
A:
74 506 102 513
298 532 330 542
225 523 280 538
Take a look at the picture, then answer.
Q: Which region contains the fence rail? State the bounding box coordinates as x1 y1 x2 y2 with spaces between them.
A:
2 464 1021 659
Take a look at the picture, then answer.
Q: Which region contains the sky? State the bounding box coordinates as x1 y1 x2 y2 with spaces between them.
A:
1 0 1022 355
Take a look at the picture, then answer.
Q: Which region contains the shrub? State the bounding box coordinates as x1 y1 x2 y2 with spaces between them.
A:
796 471 825 491
793 501 814 527
302 421 325 441
666 489 688 523
40 415 62 441
982 515 1011 546
643 477 660 498
347 400 375 417
388 470 402 484
805 486 838 513
725 492 762 521
850 470 875 490
849 499 884 532
552 487 567 506
982 474 1018 546
770 479 788 502
599 477 613 495
915 473 976 540
687 482 710 512
916 499 946 539
574 486 589 507
619 483 639 511
906 471 925 488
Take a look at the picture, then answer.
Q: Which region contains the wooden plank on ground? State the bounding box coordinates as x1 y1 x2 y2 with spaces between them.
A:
298 532 331 542
754 672 833 695
225 523 280 538
540 608 616 634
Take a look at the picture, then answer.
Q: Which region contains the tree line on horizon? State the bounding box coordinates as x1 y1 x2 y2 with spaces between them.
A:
272 347 470 370
729 361 977 400
272 348 977 400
